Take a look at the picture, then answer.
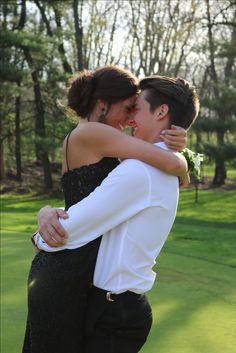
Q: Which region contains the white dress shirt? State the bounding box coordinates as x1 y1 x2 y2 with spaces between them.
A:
36 142 179 294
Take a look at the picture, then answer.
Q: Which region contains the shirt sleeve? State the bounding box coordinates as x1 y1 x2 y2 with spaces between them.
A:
36 159 151 252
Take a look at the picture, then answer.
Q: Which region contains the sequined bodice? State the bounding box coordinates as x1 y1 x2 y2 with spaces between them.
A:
61 158 120 210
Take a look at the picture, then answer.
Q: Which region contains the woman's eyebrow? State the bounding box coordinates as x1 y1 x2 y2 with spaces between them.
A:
125 105 133 112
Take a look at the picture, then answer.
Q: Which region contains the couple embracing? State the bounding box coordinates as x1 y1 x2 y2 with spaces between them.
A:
23 65 199 353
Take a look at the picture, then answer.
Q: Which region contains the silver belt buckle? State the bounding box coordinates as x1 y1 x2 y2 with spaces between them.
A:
106 291 115 302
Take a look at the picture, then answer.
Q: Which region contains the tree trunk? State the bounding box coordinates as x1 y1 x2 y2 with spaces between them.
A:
195 130 202 151
0 117 5 181
53 5 73 74
212 131 227 186
31 70 53 189
24 48 53 189
15 86 22 181
73 0 84 70
213 160 227 187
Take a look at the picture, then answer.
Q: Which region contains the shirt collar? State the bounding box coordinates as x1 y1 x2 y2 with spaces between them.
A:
154 141 169 151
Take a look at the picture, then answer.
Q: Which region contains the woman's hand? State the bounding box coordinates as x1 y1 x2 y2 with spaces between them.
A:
160 124 187 151
38 206 69 247
179 172 190 188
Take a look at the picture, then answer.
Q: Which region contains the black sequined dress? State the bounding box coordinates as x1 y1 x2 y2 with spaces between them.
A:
22 157 119 353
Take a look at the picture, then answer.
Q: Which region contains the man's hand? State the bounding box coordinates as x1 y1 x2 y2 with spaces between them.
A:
160 124 187 151
38 206 69 247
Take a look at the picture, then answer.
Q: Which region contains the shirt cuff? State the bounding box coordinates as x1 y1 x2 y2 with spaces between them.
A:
31 232 40 248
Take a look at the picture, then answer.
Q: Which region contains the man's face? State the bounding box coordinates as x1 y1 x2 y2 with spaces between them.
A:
104 95 137 130
130 91 156 142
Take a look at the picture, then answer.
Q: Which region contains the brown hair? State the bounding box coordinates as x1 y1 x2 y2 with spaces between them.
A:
139 76 199 129
67 65 139 119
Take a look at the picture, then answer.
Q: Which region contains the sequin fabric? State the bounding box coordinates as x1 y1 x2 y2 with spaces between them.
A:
61 157 120 210
22 157 120 353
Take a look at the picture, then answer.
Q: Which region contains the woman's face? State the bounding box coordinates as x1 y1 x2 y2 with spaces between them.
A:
103 95 137 130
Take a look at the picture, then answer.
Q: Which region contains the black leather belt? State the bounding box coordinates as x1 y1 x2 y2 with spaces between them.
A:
91 285 142 302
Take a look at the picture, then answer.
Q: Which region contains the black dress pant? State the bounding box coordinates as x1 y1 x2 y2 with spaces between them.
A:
84 286 153 353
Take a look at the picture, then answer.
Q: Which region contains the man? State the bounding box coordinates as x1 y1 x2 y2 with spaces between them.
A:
35 75 199 352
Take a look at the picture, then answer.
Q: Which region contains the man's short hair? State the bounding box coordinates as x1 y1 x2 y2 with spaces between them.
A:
139 76 199 129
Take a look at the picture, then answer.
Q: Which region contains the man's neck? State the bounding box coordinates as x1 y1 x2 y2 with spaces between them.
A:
148 131 162 144
152 136 162 144
151 123 169 144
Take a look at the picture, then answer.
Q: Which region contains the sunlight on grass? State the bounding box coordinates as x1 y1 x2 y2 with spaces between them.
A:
177 190 236 223
141 252 236 353
1 192 236 353
2 285 27 306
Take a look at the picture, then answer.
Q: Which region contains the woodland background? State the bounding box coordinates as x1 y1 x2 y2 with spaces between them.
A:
1 2 236 353
0 0 236 193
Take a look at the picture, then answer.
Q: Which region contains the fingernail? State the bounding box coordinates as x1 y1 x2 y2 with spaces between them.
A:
160 130 165 135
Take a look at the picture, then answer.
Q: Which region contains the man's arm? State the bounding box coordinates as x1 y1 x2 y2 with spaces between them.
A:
36 159 151 252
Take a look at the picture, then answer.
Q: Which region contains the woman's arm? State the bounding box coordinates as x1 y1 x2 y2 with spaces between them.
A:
79 122 188 177
36 123 188 248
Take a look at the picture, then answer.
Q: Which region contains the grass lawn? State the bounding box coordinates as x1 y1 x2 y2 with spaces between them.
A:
1 190 236 353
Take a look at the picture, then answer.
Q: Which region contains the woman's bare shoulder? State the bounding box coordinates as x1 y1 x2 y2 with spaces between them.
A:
78 121 117 133
63 123 98 143
74 122 121 142
63 122 114 152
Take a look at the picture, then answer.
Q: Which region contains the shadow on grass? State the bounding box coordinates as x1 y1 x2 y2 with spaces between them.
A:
176 216 236 229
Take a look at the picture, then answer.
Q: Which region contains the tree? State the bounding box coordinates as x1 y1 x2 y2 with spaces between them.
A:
34 0 73 74
73 0 84 70
1 0 235 190
0 0 26 181
126 0 199 77
200 0 236 186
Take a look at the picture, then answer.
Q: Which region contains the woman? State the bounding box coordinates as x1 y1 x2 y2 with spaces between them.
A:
23 65 187 353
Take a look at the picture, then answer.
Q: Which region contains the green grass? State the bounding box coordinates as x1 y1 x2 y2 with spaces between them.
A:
0 196 62 353
141 190 236 353
1 191 236 353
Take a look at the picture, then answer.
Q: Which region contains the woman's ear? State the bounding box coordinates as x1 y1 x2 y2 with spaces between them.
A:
97 99 108 111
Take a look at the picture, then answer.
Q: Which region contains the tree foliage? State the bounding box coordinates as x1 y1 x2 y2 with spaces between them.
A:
0 0 235 189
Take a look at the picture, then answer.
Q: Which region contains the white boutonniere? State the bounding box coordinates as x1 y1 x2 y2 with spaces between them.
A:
181 148 204 181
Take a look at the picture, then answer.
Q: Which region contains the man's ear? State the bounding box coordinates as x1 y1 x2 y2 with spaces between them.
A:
155 104 169 120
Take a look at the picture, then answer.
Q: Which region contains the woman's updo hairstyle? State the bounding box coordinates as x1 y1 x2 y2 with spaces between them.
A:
67 65 139 119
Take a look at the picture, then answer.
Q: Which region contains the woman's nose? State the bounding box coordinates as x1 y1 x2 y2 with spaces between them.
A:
126 119 137 127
